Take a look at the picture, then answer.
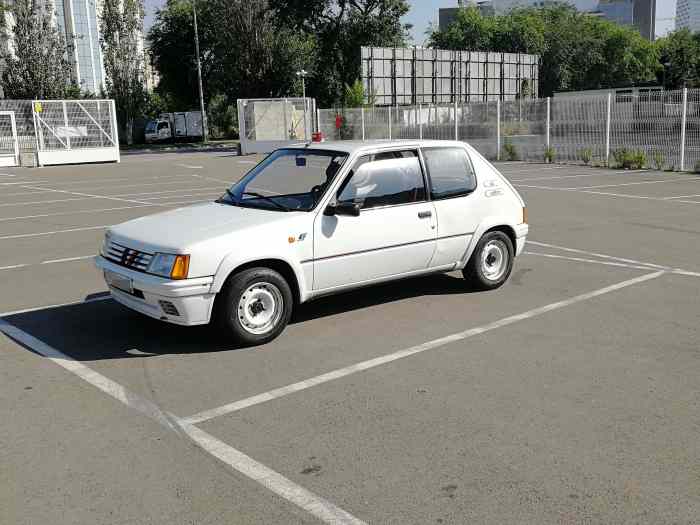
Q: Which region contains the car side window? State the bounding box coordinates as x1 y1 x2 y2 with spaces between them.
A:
422 147 477 200
337 154 426 210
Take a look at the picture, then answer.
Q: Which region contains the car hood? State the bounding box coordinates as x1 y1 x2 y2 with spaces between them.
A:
108 202 302 253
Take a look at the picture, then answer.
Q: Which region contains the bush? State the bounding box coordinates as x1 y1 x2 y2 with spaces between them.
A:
695 161 700 174
613 148 646 169
544 146 555 163
652 151 664 171
503 140 519 161
579 148 592 165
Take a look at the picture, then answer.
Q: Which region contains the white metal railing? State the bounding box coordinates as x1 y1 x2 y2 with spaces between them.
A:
318 88 700 171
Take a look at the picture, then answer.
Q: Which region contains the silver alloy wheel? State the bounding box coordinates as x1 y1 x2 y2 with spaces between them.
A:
480 239 509 281
237 282 285 335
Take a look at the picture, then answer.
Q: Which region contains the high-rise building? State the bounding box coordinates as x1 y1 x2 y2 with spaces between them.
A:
54 0 105 94
594 0 656 40
677 0 700 31
632 0 656 40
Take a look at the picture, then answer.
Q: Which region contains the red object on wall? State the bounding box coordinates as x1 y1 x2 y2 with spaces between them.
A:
335 114 343 129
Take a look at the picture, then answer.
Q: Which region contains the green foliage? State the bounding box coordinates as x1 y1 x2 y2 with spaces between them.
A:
613 148 646 169
695 161 700 174
579 148 593 165
655 30 700 89
652 151 664 171
207 94 238 140
544 146 555 163
0 0 73 98
150 0 409 109
503 140 519 161
430 5 659 97
101 0 147 144
343 80 366 108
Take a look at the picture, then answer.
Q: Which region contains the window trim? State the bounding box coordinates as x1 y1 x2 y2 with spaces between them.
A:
335 149 430 211
420 146 479 202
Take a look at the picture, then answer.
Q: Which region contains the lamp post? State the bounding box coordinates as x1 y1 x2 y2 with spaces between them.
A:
192 0 208 143
296 69 308 140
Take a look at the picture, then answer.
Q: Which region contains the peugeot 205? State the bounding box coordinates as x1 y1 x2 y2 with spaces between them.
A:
95 140 529 345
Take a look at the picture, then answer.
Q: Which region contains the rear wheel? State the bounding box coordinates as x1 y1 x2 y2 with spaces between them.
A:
463 231 514 290
214 268 293 346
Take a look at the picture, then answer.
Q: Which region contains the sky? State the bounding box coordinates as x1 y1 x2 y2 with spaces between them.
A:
144 0 677 42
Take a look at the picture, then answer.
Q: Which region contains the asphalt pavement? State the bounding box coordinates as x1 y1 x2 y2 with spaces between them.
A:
1 152 699 524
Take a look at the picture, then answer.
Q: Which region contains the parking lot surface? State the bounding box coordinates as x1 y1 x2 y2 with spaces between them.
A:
1 152 699 524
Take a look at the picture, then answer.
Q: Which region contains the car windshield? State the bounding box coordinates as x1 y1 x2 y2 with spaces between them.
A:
220 149 349 212
145 121 157 133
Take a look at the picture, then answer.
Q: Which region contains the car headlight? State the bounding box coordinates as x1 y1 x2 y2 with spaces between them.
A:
148 253 190 280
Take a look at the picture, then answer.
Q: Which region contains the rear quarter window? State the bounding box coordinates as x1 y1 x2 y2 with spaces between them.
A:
422 147 477 200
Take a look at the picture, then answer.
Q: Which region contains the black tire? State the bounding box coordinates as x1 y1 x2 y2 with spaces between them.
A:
462 231 514 291
214 267 293 346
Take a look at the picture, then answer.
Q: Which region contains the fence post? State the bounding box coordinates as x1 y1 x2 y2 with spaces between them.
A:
496 99 501 161
546 97 551 148
605 92 612 167
361 107 366 141
454 101 459 141
419 103 423 140
32 101 44 167
62 100 71 150
110 100 121 163
681 87 688 172
388 106 392 140
316 108 321 137
283 98 289 139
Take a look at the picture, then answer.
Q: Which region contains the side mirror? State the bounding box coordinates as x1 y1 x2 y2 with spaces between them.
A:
325 201 361 217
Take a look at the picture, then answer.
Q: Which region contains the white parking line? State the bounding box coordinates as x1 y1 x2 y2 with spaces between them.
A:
523 251 653 271
0 187 224 207
0 255 96 271
527 240 669 270
182 270 665 425
0 225 109 240
176 163 204 169
20 185 157 206
515 184 700 205
509 171 675 182
4 179 215 197
562 178 700 190
664 193 700 200
0 319 367 525
0 295 111 318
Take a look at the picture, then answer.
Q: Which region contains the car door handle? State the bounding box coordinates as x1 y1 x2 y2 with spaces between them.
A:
418 211 432 219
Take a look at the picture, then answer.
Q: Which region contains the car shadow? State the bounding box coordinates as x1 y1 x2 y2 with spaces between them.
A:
2 272 477 362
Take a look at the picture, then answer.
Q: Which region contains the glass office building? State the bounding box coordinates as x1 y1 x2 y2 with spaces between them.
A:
677 0 700 32
53 0 105 94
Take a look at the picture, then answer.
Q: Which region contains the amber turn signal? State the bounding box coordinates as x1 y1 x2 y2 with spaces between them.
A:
522 207 528 224
170 255 190 280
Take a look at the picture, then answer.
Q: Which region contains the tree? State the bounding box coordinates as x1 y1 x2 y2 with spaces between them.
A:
100 0 146 144
0 0 74 99
271 0 411 106
429 5 659 97
655 29 700 89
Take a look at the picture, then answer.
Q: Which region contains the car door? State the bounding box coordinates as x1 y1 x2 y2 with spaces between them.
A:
313 151 437 291
421 146 484 268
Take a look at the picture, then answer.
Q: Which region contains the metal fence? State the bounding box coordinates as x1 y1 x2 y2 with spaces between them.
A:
318 88 700 172
0 99 119 167
237 98 316 155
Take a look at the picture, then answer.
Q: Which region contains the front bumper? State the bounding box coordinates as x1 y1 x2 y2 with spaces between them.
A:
95 256 216 326
515 223 529 257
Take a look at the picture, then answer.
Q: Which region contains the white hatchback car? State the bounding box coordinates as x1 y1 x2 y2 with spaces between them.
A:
96 140 528 345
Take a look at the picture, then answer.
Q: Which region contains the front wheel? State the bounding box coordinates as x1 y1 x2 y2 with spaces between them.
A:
214 268 293 346
463 231 514 290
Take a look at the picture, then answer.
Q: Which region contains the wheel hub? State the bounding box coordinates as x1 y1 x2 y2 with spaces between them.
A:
238 283 284 335
481 240 508 281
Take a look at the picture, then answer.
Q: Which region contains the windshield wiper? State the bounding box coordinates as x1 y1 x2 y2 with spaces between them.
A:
242 192 291 212
217 188 240 206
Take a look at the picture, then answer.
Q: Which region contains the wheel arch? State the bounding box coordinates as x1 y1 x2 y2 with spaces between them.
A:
458 218 519 269
211 256 305 305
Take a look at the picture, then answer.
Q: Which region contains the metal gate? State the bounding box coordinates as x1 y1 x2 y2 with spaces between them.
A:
0 111 20 167
31 99 120 166
237 98 316 155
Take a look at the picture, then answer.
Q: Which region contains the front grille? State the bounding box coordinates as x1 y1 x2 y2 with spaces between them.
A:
105 241 154 273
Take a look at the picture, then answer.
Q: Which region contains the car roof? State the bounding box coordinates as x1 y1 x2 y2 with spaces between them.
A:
290 140 469 155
